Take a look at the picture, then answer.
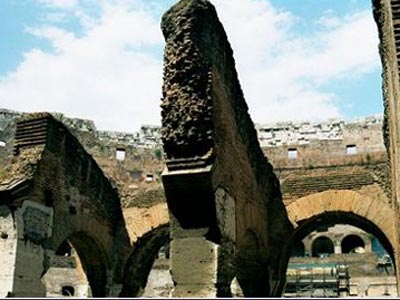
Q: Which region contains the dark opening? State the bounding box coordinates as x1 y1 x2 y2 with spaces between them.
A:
44 189 53 207
55 240 72 256
341 234 365 253
69 206 77 215
61 286 75 296
311 236 334 257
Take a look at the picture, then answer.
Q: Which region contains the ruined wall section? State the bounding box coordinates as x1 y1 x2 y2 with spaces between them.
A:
0 109 166 210
372 0 392 152
0 114 132 296
11 114 123 229
263 120 386 169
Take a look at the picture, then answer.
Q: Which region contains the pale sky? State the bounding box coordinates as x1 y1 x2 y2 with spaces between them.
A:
0 0 382 132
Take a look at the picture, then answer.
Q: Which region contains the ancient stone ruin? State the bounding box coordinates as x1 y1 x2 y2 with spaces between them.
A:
2 0 400 297
159 0 400 297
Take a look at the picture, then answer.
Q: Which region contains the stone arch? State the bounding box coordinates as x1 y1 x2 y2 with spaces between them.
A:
311 236 334 257
61 232 108 297
61 285 75 296
285 190 395 256
277 190 397 296
236 229 269 297
43 231 109 297
55 240 73 256
341 234 366 253
119 224 170 297
0 114 132 297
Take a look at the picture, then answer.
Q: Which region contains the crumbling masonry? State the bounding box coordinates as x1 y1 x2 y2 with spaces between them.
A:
2 0 400 297
160 0 400 297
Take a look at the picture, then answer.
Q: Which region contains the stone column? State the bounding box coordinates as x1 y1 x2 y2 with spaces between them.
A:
4 201 54 297
334 240 342 254
0 205 18 297
163 166 220 297
170 225 219 297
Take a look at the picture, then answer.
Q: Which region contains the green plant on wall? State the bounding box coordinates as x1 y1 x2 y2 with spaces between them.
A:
365 153 372 164
154 148 163 160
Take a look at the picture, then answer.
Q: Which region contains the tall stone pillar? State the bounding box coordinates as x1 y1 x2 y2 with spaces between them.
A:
160 0 292 296
0 205 18 297
162 167 221 297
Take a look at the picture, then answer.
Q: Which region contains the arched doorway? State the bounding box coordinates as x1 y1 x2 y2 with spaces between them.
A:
119 225 170 297
42 232 108 297
341 234 366 254
311 236 334 257
142 240 173 297
283 212 395 297
281 190 397 297
285 190 395 262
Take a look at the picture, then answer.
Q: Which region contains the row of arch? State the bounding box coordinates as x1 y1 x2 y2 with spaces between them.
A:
39 189 395 297
293 234 368 257
41 224 170 297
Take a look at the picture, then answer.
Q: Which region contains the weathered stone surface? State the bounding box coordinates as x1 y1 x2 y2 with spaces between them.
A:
123 203 169 244
0 205 18 297
0 114 133 297
3 0 400 296
374 0 400 291
285 190 395 258
161 0 214 160
161 0 292 296
119 224 170 297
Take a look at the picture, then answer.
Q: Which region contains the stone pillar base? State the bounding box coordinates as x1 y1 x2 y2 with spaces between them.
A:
170 229 219 298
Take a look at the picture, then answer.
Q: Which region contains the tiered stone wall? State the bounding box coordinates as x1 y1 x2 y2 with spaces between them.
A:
277 164 390 205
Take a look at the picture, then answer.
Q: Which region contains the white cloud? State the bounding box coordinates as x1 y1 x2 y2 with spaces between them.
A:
213 0 380 123
0 0 381 132
1 1 164 132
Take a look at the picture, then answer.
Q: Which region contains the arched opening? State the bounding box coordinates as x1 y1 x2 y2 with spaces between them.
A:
230 277 244 297
341 234 366 254
55 240 73 256
311 236 334 257
42 232 107 297
61 286 75 297
67 232 107 297
282 210 396 297
119 225 170 297
289 211 394 263
142 240 173 297
236 230 270 297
